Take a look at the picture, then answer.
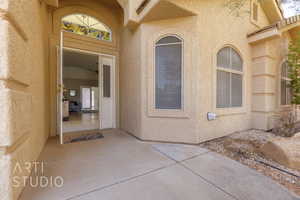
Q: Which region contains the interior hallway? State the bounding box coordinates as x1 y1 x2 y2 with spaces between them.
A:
19 130 297 200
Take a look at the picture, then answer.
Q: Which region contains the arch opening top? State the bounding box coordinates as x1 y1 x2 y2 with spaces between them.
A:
61 14 112 41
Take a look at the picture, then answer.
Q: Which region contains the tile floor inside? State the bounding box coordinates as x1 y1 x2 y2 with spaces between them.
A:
63 112 99 133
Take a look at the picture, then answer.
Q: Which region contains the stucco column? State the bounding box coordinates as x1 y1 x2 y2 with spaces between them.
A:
251 39 280 130
0 1 49 200
0 3 31 200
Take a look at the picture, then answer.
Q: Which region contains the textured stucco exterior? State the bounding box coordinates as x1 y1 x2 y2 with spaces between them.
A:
0 0 50 199
0 0 297 199
129 0 280 144
250 33 292 130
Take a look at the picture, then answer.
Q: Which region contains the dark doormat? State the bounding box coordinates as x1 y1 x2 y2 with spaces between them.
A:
69 132 104 143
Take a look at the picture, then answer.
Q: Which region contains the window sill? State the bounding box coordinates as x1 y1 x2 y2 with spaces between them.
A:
215 107 247 117
147 109 190 119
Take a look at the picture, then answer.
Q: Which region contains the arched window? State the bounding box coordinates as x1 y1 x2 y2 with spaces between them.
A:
155 36 183 110
217 47 243 108
281 61 291 105
61 14 112 41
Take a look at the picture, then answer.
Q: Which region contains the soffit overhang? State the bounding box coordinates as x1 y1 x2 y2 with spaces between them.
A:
43 0 59 7
47 0 195 29
138 0 196 23
118 0 196 29
248 15 300 44
260 0 283 23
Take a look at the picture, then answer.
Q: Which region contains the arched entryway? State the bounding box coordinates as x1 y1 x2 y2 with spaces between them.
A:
48 2 122 143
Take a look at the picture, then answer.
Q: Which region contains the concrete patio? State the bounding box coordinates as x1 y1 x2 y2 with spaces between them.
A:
19 130 298 200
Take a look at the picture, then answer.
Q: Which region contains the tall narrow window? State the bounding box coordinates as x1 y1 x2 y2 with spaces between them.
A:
217 47 243 108
61 14 112 41
155 36 183 110
281 61 291 105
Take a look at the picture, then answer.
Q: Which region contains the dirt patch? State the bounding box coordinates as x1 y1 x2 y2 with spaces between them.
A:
200 130 300 196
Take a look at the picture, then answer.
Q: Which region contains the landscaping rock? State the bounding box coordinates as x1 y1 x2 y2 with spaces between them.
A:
261 133 300 170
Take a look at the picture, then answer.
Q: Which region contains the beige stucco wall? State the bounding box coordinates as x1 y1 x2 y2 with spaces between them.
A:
129 0 272 143
0 1 123 199
0 0 291 199
251 32 291 130
120 27 142 137
0 0 50 199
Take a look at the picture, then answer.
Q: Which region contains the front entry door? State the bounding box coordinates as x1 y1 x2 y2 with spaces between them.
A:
57 49 116 144
57 32 64 144
99 56 115 129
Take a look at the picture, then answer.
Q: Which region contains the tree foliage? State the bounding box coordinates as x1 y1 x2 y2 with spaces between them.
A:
288 34 300 105
224 0 300 17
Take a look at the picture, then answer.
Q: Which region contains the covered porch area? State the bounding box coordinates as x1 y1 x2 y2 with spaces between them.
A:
19 130 296 200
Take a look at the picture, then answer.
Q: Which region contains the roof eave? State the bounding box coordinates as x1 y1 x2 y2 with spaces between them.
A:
248 16 300 44
248 27 281 44
260 0 283 23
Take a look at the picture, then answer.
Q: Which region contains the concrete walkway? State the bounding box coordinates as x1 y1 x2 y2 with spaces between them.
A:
19 130 298 200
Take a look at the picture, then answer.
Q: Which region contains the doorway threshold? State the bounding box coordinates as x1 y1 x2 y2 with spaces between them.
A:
63 129 103 144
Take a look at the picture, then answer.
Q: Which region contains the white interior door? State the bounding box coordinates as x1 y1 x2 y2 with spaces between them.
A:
81 87 92 110
99 56 115 129
57 31 64 144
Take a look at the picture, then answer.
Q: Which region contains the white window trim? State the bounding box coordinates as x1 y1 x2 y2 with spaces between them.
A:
213 45 247 116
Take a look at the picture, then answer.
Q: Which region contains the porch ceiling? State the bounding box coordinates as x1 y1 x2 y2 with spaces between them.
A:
46 0 121 9
94 0 122 9
43 0 59 7
260 0 283 23
139 0 197 23
44 0 195 28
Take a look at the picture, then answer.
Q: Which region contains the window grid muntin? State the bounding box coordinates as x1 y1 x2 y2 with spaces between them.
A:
154 35 184 110
217 47 243 108
61 14 112 41
217 47 243 72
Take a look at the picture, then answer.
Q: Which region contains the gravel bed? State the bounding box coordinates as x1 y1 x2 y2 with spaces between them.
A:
200 129 300 196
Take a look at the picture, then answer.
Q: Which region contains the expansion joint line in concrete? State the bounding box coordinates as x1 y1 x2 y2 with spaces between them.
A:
151 145 211 163
179 163 240 200
66 163 177 200
150 146 240 200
